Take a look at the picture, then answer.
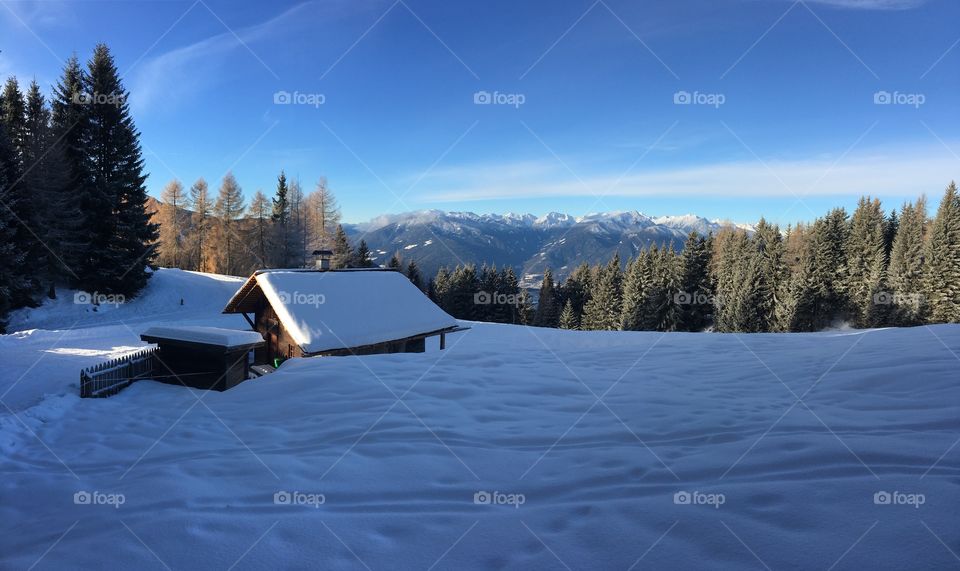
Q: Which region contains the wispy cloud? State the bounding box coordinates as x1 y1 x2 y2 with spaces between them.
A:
783 0 928 9
128 2 313 115
414 144 959 202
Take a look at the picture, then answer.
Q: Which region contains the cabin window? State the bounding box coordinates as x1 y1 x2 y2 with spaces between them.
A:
287 344 293 358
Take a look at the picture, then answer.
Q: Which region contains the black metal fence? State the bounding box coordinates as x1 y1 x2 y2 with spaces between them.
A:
80 347 157 398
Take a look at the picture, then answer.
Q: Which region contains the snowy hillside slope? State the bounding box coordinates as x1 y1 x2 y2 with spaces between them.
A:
1 269 958 569
1 269 248 410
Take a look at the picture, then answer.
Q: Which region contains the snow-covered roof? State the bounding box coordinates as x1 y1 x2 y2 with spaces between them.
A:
140 326 265 349
224 270 458 354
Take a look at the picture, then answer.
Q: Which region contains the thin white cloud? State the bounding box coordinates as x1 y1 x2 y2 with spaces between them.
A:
415 144 959 202
787 0 927 9
128 2 313 115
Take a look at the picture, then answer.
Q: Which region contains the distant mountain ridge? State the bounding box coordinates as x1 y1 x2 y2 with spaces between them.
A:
344 210 754 286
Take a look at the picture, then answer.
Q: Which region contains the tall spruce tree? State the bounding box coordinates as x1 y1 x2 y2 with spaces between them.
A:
672 232 713 331
354 239 373 268
1 77 42 306
23 80 72 297
0 117 27 329
331 224 352 269
582 254 623 330
925 182 960 323
620 254 647 330
846 197 888 327
271 170 291 266
887 197 927 325
533 268 560 327
406 260 423 290
558 299 579 330
752 219 787 331
76 44 158 295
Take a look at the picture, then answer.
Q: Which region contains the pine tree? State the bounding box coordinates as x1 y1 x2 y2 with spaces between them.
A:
560 262 592 319
846 197 887 327
432 266 451 308
753 219 787 331
582 254 623 330
620 254 647 330
671 232 713 331
23 80 73 296
533 268 559 327
499 267 522 324
1 76 41 306
331 224 352 269
406 260 423 290
0 115 28 329
887 197 927 325
76 44 158 295
925 182 960 323
558 299 579 330
212 172 246 275
354 239 373 268
387 253 402 270
249 190 271 267
713 229 762 332
188 178 211 272
271 170 291 266
518 289 535 325
50 54 91 279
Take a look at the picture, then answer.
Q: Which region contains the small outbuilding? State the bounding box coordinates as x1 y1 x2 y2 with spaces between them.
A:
222 269 465 363
140 326 265 391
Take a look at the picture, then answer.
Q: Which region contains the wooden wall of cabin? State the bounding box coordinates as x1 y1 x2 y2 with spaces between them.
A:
254 303 304 363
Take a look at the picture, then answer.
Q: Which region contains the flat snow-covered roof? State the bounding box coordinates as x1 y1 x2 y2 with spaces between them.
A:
252 270 458 354
141 326 265 349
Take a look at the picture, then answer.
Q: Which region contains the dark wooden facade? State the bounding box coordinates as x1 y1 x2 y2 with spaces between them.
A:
140 334 264 391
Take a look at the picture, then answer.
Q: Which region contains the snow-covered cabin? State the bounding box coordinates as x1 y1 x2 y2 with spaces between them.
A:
222 269 463 362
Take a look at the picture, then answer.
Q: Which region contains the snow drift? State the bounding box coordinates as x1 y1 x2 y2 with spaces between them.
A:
1 269 958 569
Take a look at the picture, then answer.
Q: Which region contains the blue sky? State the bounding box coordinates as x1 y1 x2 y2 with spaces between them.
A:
2 0 958 225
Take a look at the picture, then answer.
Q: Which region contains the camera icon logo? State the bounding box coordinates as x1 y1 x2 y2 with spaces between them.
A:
474 291 492 305
274 91 292 105
873 491 891 505
74 491 92 504
673 90 692 104
673 491 691 505
674 291 692 305
74 291 92 304
873 291 893 305
474 491 492 505
873 91 891 105
274 491 292 505
473 91 492 105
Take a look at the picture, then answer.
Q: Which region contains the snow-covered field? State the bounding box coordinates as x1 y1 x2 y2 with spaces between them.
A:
1 269 958 569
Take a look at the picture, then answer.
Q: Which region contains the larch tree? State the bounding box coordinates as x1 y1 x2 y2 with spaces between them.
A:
212 172 246 275
157 179 185 268
188 178 211 272
308 177 340 251
249 190 271 268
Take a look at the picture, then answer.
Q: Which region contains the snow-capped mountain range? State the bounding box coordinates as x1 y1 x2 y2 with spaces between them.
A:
345 210 754 286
